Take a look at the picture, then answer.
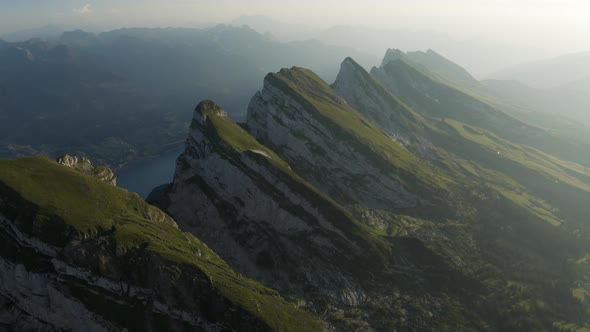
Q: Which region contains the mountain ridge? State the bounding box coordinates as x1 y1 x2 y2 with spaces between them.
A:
3 45 590 331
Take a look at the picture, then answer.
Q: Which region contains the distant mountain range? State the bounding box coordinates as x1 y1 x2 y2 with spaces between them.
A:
231 15 559 78
482 52 590 124
0 24 72 42
490 52 590 89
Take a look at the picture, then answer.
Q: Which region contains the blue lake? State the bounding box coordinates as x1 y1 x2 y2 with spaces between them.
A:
116 147 184 198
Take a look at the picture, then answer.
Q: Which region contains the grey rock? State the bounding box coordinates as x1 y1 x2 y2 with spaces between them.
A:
246 72 418 211
57 154 117 185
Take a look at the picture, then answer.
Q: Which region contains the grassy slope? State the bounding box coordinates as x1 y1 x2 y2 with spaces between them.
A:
377 59 534 138
382 58 590 169
402 50 480 89
370 58 590 230
0 156 324 332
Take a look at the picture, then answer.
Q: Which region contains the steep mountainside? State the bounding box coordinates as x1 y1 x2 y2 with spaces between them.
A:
153 63 590 330
335 57 590 225
381 48 590 151
0 157 323 331
337 53 590 238
246 66 453 213
331 57 432 152
334 56 590 330
153 100 483 331
371 55 590 168
7 46 587 331
371 57 540 140
154 100 388 294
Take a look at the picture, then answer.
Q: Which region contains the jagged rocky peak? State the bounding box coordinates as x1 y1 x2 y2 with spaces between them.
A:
332 57 389 117
333 57 372 88
194 99 227 123
57 154 117 185
332 57 432 155
381 48 406 66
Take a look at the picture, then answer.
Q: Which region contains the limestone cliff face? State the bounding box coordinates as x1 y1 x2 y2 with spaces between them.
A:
246 68 418 211
57 155 117 185
332 57 433 158
159 100 376 301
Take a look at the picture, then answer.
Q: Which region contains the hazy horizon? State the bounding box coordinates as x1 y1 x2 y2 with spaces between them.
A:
1 1 590 76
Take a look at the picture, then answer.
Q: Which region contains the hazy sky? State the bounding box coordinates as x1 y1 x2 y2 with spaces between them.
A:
1 0 589 56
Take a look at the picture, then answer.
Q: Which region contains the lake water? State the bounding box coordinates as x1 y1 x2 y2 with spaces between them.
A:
116 147 184 198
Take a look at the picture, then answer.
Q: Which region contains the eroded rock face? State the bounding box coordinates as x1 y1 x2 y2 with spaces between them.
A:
159 101 371 299
57 155 117 185
331 58 433 159
246 71 418 211
0 255 116 332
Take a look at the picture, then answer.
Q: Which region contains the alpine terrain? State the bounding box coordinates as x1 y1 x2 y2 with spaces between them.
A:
2 48 590 331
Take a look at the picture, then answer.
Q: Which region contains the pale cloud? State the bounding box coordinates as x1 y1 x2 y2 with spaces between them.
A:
74 4 93 15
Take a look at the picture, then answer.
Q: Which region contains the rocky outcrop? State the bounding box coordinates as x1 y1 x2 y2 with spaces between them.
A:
57 154 117 185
